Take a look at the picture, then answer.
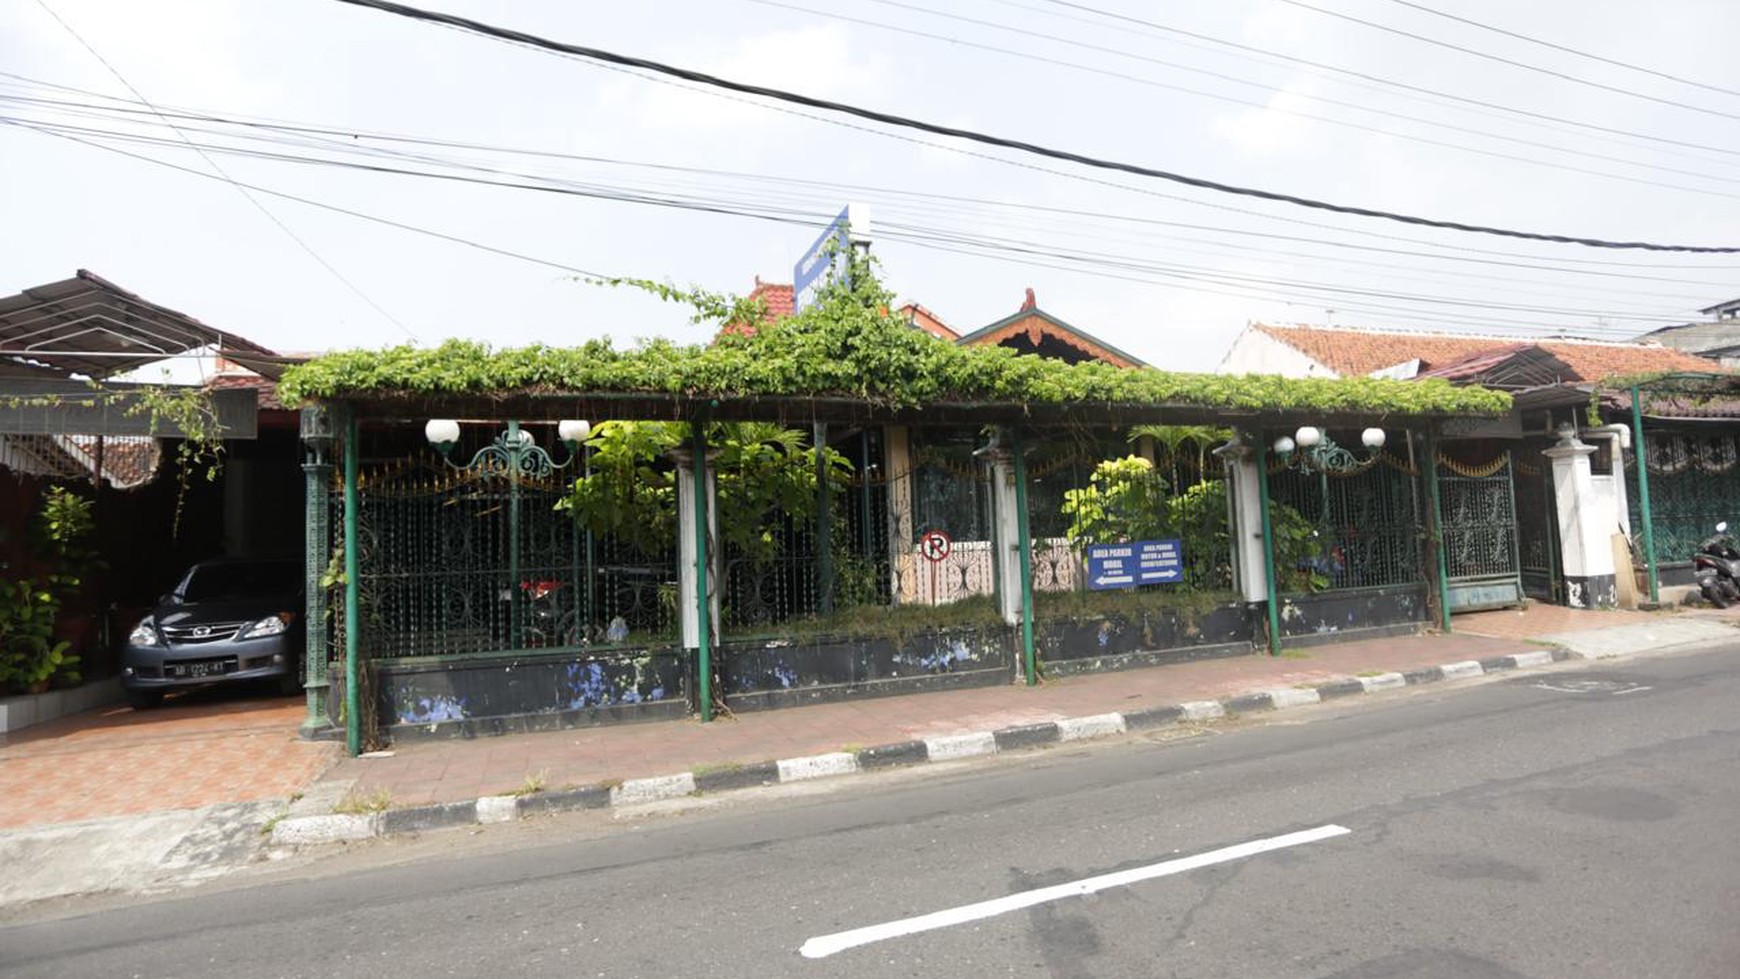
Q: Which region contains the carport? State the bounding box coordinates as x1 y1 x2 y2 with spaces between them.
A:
0 270 298 721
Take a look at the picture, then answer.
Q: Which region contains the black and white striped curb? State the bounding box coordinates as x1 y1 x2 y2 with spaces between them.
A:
270 649 1572 846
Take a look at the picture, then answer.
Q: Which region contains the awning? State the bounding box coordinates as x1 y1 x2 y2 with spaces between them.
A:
0 270 277 379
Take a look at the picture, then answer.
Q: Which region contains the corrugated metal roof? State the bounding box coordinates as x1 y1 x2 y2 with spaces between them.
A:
0 270 276 379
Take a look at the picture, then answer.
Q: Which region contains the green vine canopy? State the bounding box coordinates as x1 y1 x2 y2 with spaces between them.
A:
278 257 1511 418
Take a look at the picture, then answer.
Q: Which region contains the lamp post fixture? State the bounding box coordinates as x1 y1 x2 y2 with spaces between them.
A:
424 418 590 477
1271 425 1387 474
424 418 591 649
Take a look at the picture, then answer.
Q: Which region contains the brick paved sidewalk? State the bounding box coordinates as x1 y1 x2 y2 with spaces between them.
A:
331 630 1535 809
9 600 1734 834
0 691 338 831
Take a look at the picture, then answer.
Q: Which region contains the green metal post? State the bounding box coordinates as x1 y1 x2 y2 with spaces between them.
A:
507 420 522 649
342 410 361 757
814 422 832 614
1630 385 1660 603
1254 437 1282 656
859 430 873 566
298 408 332 738
1011 428 1037 686
1423 431 1453 633
692 420 713 722
582 442 594 643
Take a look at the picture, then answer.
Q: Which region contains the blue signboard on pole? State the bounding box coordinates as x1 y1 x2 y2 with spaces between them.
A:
1084 540 1183 589
792 205 869 312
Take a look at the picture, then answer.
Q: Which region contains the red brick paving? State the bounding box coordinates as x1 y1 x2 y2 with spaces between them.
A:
10 601 1734 830
0 689 338 831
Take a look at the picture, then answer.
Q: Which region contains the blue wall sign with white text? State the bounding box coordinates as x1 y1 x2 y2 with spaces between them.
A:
792 206 852 313
1084 540 1183 589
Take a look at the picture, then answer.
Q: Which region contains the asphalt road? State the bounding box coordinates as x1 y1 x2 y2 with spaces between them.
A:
5 644 1739 978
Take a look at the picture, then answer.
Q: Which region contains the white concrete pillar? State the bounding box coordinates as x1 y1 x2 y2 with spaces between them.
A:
981 445 1022 625
1582 429 1631 538
1543 426 1616 609
1215 440 1269 604
670 446 721 648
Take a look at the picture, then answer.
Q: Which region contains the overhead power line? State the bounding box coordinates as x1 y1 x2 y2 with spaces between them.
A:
31 0 417 340
11 116 1705 339
746 0 1740 198
328 0 1740 254
1378 0 1740 99
1022 0 1740 163
1276 0 1740 123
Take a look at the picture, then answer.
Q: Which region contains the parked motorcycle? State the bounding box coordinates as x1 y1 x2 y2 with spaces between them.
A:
1692 522 1740 608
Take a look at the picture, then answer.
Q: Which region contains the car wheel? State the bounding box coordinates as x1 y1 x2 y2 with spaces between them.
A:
277 670 303 697
126 689 165 710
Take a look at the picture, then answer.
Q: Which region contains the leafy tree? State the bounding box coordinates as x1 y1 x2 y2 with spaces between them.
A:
1061 456 1169 546
558 420 851 564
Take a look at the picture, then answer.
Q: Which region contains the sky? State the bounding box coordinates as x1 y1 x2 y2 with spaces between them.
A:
4 0 1740 374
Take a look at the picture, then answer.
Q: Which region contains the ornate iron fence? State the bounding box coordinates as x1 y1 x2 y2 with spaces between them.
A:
1437 449 1522 611
1267 452 1421 591
337 455 677 661
1627 432 1740 562
1027 440 1231 595
1438 451 1518 580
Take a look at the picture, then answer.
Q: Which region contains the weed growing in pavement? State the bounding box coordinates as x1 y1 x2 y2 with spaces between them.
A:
260 813 285 836
691 761 743 777
511 770 549 797
332 788 392 814
1355 670 1387 677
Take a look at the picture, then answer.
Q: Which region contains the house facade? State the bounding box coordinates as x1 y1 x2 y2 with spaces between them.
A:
1220 321 1732 611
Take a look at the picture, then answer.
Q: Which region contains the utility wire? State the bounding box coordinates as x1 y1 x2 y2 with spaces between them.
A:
745 0 1740 197
1276 0 1740 123
11 121 615 279
1378 0 1740 99
328 0 1740 254
12 116 1700 338
1023 0 1740 162
30 0 418 340
17 71 1740 274
11 101 1724 306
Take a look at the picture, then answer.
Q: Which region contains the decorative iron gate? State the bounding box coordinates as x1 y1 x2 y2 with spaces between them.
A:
1514 448 1561 603
1437 450 1523 612
1266 453 1421 592
1627 432 1740 564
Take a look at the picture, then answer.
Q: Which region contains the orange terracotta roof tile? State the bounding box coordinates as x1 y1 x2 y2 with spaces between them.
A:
1253 323 1718 384
898 302 960 340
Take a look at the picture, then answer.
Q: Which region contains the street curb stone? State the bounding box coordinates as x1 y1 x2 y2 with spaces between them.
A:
924 732 997 762
855 741 929 771
992 722 1062 751
694 760 780 792
274 642 1676 846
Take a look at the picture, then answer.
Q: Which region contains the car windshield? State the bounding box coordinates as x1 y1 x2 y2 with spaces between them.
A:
174 561 299 603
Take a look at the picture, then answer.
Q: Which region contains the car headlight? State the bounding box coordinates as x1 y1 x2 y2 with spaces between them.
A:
238 614 293 639
128 619 160 646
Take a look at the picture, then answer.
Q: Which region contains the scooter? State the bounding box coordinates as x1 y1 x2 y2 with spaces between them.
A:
1692 522 1740 608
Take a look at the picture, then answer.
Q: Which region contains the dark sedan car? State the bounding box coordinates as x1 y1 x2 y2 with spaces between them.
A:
121 557 303 709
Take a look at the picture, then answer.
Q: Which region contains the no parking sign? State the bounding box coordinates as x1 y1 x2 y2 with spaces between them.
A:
919 529 952 562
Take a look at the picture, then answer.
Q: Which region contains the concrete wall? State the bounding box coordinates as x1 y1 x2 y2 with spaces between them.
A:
1217 329 1333 377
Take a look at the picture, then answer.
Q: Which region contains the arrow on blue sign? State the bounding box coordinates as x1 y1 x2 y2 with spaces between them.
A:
1084 539 1184 590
